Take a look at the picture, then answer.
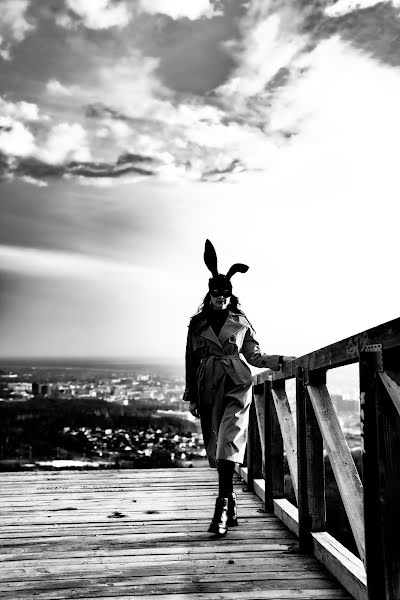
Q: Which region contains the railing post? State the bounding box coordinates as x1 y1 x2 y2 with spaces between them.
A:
247 389 263 492
296 366 326 553
360 348 400 599
264 379 284 512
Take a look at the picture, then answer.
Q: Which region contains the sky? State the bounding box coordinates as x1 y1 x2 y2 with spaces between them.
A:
0 0 400 384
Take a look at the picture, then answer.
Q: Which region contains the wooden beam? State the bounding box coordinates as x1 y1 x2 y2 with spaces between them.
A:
312 532 367 600
296 368 325 553
307 383 365 563
271 383 298 501
249 478 367 600
273 498 299 537
253 383 266 474
360 351 400 599
247 400 263 491
378 371 400 418
254 316 400 384
264 381 284 511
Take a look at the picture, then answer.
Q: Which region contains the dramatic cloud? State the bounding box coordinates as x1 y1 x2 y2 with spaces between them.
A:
138 0 217 20
1 152 157 186
2 0 400 187
56 0 131 30
218 1 308 100
0 0 35 60
325 0 400 17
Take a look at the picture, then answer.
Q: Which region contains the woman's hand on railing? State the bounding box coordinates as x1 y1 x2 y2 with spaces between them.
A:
281 356 297 369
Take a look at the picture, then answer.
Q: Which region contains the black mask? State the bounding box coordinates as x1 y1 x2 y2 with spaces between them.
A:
208 274 232 298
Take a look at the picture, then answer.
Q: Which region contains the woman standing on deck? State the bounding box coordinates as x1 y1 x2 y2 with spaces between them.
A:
183 240 295 536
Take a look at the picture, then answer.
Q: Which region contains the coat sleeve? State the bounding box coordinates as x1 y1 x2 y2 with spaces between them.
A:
241 325 281 371
183 326 199 403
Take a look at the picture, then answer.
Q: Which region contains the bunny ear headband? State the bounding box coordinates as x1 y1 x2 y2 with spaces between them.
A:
204 239 249 291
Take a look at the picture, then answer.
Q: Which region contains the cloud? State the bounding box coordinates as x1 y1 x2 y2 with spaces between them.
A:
0 97 40 121
1 151 157 186
0 0 35 60
138 0 217 20
37 122 91 164
0 121 36 157
217 1 308 100
46 79 74 96
3 0 400 189
56 0 131 30
325 0 400 17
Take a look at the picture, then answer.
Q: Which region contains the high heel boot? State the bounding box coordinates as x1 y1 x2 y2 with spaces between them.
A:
227 492 238 527
208 497 228 535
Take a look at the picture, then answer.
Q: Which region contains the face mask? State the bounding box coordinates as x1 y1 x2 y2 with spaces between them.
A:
210 289 231 298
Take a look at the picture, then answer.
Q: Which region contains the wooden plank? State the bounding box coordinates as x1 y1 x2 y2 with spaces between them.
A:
0 541 298 563
0 556 325 581
273 498 299 537
0 582 352 600
312 532 367 600
0 590 353 600
307 383 365 562
0 467 354 600
271 382 298 501
0 570 333 590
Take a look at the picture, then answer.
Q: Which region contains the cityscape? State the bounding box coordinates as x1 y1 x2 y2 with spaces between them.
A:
0 361 205 471
0 360 361 472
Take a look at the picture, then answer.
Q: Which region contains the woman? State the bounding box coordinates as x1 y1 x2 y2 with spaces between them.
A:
183 240 294 536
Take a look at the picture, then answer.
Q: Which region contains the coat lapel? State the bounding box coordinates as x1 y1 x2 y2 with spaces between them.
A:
192 315 222 349
218 313 245 346
201 325 222 348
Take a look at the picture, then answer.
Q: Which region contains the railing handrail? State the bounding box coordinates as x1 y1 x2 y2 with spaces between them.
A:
253 315 400 384
246 315 400 600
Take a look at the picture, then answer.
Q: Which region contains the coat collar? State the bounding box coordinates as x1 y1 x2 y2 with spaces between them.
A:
192 311 246 348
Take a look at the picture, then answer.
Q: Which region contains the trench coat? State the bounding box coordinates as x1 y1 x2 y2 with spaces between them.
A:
183 310 281 468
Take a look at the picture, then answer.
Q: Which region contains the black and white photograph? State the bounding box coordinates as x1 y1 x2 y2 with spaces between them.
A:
1 1 399 598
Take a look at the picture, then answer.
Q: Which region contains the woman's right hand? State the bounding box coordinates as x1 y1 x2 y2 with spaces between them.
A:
189 400 200 419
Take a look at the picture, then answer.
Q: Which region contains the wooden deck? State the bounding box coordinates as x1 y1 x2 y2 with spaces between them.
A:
0 468 353 599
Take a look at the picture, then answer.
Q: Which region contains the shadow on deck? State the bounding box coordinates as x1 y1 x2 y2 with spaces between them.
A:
0 468 352 599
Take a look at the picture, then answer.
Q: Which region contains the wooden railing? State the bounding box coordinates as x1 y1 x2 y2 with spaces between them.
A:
241 316 400 600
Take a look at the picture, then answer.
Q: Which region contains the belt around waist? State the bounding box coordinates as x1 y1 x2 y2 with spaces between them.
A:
201 355 241 363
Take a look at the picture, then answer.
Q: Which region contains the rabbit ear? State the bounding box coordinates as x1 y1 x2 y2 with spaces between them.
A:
225 263 249 280
204 239 218 277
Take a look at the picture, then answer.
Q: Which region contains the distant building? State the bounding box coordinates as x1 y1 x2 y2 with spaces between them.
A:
137 374 150 382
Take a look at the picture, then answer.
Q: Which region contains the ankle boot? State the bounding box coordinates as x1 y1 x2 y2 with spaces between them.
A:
208 497 228 536
227 492 238 527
